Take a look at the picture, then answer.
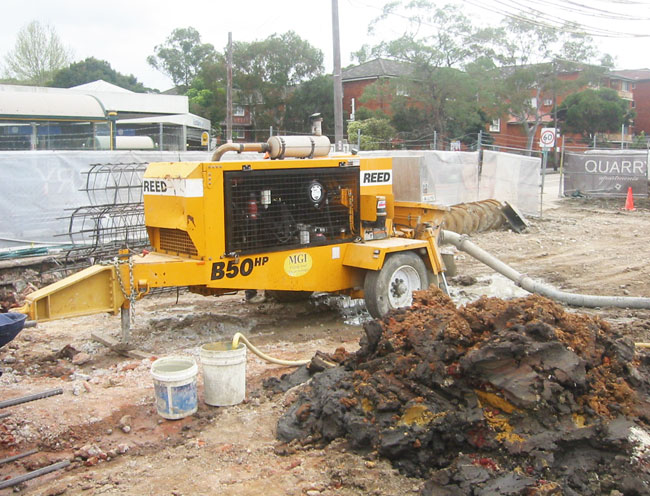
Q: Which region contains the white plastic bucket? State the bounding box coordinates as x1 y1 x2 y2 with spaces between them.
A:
151 356 198 420
200 342 247 406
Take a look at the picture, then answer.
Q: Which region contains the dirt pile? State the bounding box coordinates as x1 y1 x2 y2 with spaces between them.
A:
277 289 650 495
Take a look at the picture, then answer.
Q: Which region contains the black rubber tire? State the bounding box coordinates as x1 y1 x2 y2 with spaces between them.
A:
266 290 313 302
364 252 429 319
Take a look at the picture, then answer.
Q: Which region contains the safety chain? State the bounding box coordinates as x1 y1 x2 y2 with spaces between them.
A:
101 256 136 323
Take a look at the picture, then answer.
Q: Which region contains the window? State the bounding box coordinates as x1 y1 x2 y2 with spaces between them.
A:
622 81 629 91
489 119 501 133
395 84 409 97
632 100 636 108
543 99 553 106
234 106 246 117
530 97 538 108
233 128 246 139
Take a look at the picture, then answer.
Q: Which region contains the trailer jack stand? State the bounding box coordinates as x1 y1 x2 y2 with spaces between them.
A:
90 306 150 359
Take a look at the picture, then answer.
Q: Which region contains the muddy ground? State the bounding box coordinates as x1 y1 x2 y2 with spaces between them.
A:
1 193 650 496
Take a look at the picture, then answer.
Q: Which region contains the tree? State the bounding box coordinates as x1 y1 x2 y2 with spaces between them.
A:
284 75 334 136
49 57 153 92
232 31 324 139
147 27 217 91
488 18 605 151
3 21 72 85
557 88 633 139
353 1 495 145
354 2 489 68
347 118 396 150
187 57 227 134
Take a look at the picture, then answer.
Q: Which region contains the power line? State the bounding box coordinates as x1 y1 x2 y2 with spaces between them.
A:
349 0 650 39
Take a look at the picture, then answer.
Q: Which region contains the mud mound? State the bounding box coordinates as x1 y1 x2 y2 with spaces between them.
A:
277 289 650 495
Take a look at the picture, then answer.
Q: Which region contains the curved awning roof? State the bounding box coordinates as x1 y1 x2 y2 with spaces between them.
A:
0 91 107 121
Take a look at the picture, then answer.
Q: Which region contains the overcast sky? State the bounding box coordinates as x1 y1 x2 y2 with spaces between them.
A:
1 0 649 91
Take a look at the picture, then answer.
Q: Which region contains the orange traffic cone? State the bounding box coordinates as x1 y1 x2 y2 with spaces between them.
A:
624 186 636 211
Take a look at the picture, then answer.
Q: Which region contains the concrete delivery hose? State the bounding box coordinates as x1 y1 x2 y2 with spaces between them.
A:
440 229 650 310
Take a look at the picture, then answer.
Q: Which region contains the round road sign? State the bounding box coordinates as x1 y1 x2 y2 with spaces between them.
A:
540 128 555 147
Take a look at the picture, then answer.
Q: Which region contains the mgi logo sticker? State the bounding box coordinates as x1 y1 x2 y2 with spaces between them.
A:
284 252 312 277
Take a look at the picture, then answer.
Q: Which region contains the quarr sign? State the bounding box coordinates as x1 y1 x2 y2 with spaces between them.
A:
563 152 648 197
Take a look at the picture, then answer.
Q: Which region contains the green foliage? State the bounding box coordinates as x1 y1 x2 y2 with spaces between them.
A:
352 2 497 145
147 27 217 91
362 1 488 68
3 21 72 85
558 88 634 137
49 57 152 92
488 17 605 150
284 75 334 136
355 107 389 121
631 131 648 150
232 31 323 138
347 118 396 150
187 57 226 134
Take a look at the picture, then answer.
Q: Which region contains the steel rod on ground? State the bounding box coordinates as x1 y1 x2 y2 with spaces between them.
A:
0 449 38 466
0 388 63 409
0 460 70 489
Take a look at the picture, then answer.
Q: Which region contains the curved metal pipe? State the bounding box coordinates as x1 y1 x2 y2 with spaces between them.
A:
441 230 650 309
211 142 269 161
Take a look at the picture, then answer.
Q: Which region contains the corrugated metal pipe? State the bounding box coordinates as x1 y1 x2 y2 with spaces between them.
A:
440 230 650 309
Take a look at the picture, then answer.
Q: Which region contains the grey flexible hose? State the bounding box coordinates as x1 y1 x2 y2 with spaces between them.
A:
440 230 650 309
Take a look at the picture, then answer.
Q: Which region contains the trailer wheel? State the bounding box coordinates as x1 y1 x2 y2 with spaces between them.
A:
364 252 428 318
266 290 313 302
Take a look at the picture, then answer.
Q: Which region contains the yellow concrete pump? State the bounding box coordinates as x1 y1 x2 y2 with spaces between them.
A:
17 134 449 341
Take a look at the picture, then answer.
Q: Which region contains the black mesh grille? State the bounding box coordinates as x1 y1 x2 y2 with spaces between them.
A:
159 228 199 256
224 167 359 254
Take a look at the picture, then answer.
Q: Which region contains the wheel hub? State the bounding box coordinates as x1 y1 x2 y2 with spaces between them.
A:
391 278 408 298
387 265 421 309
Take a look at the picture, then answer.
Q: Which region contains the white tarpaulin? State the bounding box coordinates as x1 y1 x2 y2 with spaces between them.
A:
479 150 541 216
1 148 543 252
0 150 212 249
420 151 479 205
361 150 479 205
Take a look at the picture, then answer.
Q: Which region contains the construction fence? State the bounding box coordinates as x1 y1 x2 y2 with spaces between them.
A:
361 150 541 216
0 150 212 252
0 149 542 253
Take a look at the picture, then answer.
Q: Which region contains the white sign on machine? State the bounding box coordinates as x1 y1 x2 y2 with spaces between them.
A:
142 178 204 197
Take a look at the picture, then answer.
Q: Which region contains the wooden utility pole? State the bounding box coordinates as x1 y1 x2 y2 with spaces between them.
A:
332 0 343 150
226 32 233 143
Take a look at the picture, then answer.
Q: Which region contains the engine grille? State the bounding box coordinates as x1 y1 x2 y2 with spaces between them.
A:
159 228 199 256
225 166 359 254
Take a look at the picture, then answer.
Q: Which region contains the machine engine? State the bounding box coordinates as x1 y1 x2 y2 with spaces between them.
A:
224 166 360 254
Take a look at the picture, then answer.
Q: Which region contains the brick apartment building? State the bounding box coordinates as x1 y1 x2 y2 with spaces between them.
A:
341 58 650 152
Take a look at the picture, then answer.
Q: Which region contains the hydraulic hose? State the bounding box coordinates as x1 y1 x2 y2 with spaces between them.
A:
231 332 310 367
440 229 650 310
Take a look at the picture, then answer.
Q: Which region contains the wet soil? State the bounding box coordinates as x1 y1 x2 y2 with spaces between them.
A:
277 289 649 494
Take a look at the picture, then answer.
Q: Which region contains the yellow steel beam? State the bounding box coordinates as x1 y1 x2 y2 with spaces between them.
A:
17 265 123 322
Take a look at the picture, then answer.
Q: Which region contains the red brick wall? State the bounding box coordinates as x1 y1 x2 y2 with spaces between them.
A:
633 81 650 134
343 78 394 117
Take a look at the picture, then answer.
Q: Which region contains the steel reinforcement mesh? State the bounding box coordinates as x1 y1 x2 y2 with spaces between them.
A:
224 167 359 254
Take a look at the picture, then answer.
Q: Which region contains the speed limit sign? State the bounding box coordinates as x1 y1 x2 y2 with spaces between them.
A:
539 128 556 148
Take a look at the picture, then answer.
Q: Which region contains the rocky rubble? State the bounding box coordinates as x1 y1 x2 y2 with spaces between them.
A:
277 289 650 495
